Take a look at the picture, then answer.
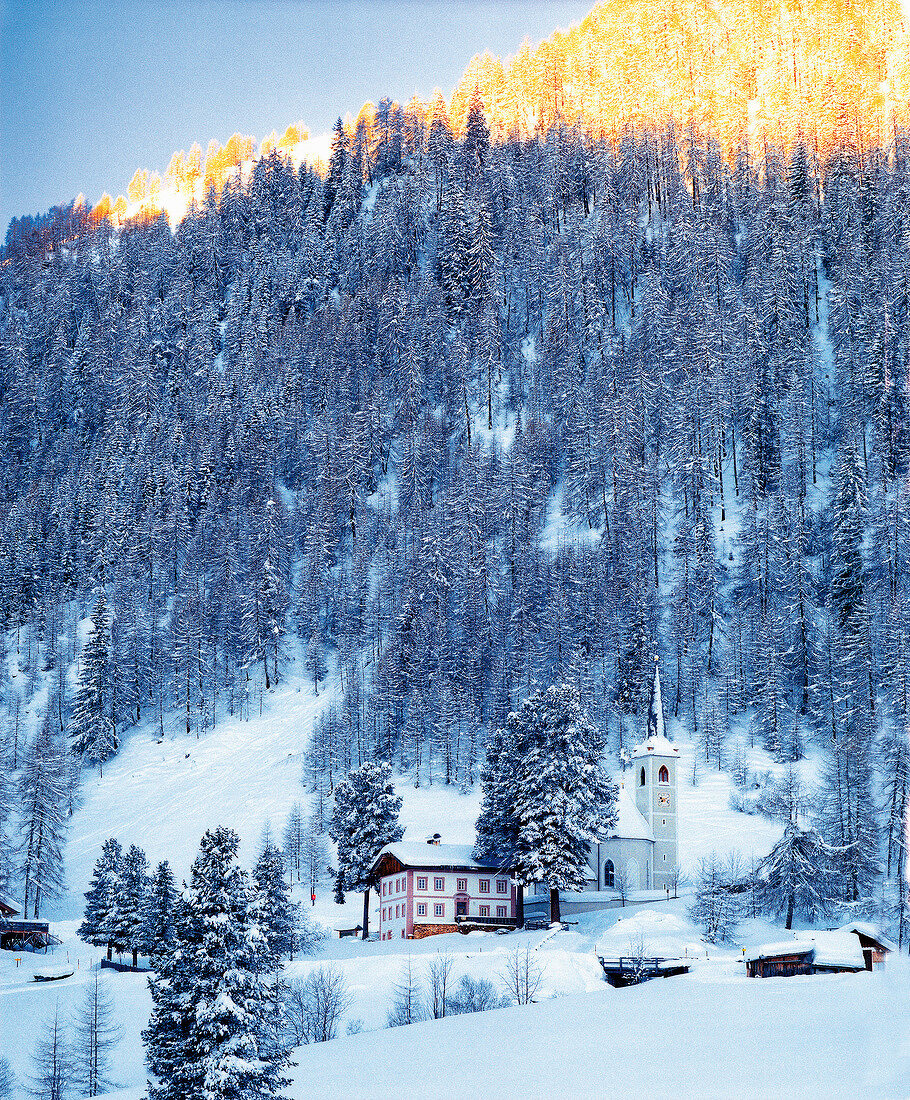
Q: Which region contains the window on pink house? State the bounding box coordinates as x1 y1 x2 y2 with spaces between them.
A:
480 905 489 917
434 877 445 891
479 879 490 893
434 903 444 917
417 903 426 916
497 879 508 893
497 906 506 917
417 877 427 890
457 878 467 892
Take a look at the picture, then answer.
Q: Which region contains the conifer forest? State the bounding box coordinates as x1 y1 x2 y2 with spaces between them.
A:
2 82 909 923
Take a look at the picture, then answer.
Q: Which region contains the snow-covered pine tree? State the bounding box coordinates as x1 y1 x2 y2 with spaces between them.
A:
143 826 288 1100
17 716 68 919
112 844 149 967
68 592 118 771
328 760 402 939
477 684 617 924
756 822 835 929
253 841 300 961
818 438 879 902
141 860 178 964
79 838 124 961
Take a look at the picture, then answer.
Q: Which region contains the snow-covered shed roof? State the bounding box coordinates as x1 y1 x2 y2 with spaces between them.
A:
746 932 866 971
632 734 680 760
600 784 653 843
372 842 504 874
835 922 896 952
744 940 814 964
794 930 866 970
0 895 19 917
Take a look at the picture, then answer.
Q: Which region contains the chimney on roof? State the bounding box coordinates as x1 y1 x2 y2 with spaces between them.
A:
426 833 441 845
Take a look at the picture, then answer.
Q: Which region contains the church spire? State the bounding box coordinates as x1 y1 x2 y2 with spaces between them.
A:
647 656 665 741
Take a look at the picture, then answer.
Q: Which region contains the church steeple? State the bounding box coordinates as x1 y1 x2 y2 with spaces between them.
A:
646 656 665 742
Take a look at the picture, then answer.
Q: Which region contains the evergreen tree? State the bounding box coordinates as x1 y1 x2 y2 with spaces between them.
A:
252 841 299 961
0 1056 15 1100
756 822 835 929
141 860 178 963
79 838 123 961
143 826 289 1100
328 761 403 939
476 684 617 923
69 592 118 770
112 844 149 966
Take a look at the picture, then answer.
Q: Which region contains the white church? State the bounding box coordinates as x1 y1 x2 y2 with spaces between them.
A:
529 660 679 914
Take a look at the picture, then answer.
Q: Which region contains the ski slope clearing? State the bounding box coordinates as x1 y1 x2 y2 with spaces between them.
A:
60 669 331 920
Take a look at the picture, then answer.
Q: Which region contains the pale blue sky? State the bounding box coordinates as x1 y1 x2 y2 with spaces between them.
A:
1 0 593 230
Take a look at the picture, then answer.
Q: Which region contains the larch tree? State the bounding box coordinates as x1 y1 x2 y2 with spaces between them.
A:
756 823 835 930
18 716 68 919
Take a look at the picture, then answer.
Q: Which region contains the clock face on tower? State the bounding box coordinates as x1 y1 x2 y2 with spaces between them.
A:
658 794 670 807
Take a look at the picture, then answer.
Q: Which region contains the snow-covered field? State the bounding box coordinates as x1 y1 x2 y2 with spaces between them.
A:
1 673 906 1097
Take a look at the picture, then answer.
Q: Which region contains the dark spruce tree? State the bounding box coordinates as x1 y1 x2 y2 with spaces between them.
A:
79 838 124 961
69 592 118 773
143 826 288 1100
141 860 178 964
328 761 402 940
475 684 616 924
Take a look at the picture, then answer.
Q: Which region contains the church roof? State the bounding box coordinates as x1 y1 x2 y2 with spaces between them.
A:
600 784 653 843
632 734 680 759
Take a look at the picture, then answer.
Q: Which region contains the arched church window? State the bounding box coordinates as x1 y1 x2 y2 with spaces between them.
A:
640 767 646 786
604 860 614 888
659 765 669 784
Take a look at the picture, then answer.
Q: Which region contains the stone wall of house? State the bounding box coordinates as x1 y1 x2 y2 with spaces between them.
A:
411 923 458 939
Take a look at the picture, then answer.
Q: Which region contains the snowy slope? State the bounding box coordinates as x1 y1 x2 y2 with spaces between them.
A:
287 958 910 1100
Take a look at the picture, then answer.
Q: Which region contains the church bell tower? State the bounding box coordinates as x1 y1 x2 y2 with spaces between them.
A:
633 658 679 891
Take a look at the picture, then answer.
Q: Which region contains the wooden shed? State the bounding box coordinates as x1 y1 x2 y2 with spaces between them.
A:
746 931 867 978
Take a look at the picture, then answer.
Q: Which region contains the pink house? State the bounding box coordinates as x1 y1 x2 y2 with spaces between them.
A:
371 840 517 939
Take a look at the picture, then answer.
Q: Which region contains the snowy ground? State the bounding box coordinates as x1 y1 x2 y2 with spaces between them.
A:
1 666 906 1096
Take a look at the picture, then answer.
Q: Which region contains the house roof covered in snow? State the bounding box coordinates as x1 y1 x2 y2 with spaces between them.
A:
0 895 18 917
600 784 654 843
631 734 680 759
372 842 505 874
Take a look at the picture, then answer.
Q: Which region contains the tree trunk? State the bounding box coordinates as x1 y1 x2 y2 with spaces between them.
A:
362 888 370 940
106 942 113 961
132 947 138 968
516 883 524 929
549 886 561 925
785 890 794 931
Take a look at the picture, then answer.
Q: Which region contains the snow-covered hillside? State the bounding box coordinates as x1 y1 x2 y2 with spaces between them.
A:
0 672 904 1097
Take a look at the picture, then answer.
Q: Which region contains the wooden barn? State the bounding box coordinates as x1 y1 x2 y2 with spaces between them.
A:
746 931 866 978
